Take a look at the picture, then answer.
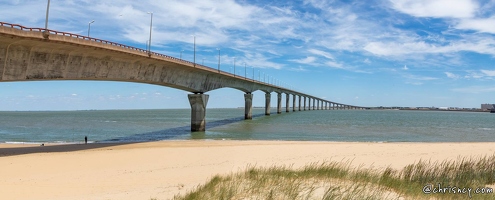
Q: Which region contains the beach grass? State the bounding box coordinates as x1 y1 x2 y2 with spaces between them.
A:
174 155 495 200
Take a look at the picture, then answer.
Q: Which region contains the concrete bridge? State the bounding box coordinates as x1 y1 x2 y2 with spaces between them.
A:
0 22 366 131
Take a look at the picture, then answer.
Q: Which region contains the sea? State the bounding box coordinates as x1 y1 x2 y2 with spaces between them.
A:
0 108 494 144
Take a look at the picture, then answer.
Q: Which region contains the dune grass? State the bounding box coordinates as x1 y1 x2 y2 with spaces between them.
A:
173 155 495 200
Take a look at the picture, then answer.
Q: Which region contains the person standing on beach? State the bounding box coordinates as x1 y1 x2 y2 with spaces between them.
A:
85 136 87 144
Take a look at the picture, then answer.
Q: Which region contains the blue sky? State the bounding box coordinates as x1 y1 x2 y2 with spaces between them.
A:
1 0 495 110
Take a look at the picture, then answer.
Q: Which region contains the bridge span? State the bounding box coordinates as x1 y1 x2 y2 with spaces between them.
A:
0 22 366 131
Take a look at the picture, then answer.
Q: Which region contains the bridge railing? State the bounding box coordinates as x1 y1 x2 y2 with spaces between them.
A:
0 22 283 89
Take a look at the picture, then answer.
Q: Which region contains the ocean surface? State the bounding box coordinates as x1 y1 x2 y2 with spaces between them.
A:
0 108 494 144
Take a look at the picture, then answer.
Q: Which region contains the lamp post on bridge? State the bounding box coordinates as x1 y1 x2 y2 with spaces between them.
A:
191 35 196 67
180 50 184 59
233 57 236 77
43 0 51 38
244 62 247 79
217 48 220 72
147 12 153 56
87 20 95 37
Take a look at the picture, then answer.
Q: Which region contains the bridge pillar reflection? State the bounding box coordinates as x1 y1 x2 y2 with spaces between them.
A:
286 93 290 112
277 93 282 114
292 94 296 112
298 96 302 111
244 93 253 119
265 92 271 116
188 93 209 132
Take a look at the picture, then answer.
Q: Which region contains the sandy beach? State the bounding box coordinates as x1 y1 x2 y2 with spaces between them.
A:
1 140 494 200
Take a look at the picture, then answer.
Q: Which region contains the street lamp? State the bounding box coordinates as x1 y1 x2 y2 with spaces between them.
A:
252 66 254 80
233 57 236 77
180 50 184 59
244 63 246 79
192 35 196 67
43 0 51 38
87 20 95 37
217 48 220 72
202 58 204 65
147 12 153 56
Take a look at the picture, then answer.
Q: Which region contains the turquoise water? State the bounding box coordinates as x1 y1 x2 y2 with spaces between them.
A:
0 109 494 143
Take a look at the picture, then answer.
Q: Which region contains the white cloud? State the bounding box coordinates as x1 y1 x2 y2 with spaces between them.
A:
465 70 495 79
289 66 308 72
390 0 478 18
326 61 344 69
308 49 334 60
452 86 495 94
290 56 316 64
445 72 460 79
456 17 495 34
481 70 495 77
405 74 438 81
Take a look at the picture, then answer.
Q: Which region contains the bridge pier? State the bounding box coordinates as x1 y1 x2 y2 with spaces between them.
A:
298 96 302 111
304 97 307 111
244 93 253 119
286 93 290 112
265 92 271 116
292 94 296 112
188 94 209 132
277 93 282 114
309 98 312 110
313 99 316 110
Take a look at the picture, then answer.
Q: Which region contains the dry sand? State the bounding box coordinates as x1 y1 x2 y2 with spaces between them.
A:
1 140 494 200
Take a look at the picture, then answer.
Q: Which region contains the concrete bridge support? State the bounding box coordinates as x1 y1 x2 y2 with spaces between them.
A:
317 100 320 110
308 98 311 110
293 95 296 112
277 93 282 114
313 99 316 110
188 94 209 131
286 93 290 112
265 93 271 116
303 97 307 110
298 96 302 111
244 93 253 119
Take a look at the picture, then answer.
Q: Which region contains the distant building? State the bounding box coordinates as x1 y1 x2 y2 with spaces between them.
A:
481 104 495 111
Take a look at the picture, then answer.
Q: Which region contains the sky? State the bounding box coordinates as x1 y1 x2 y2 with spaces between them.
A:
1 0 495 110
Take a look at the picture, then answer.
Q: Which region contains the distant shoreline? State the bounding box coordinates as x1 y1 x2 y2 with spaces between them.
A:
0 107 491 112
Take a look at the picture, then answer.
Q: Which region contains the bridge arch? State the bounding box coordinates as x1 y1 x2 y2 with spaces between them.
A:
0 23 365 131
